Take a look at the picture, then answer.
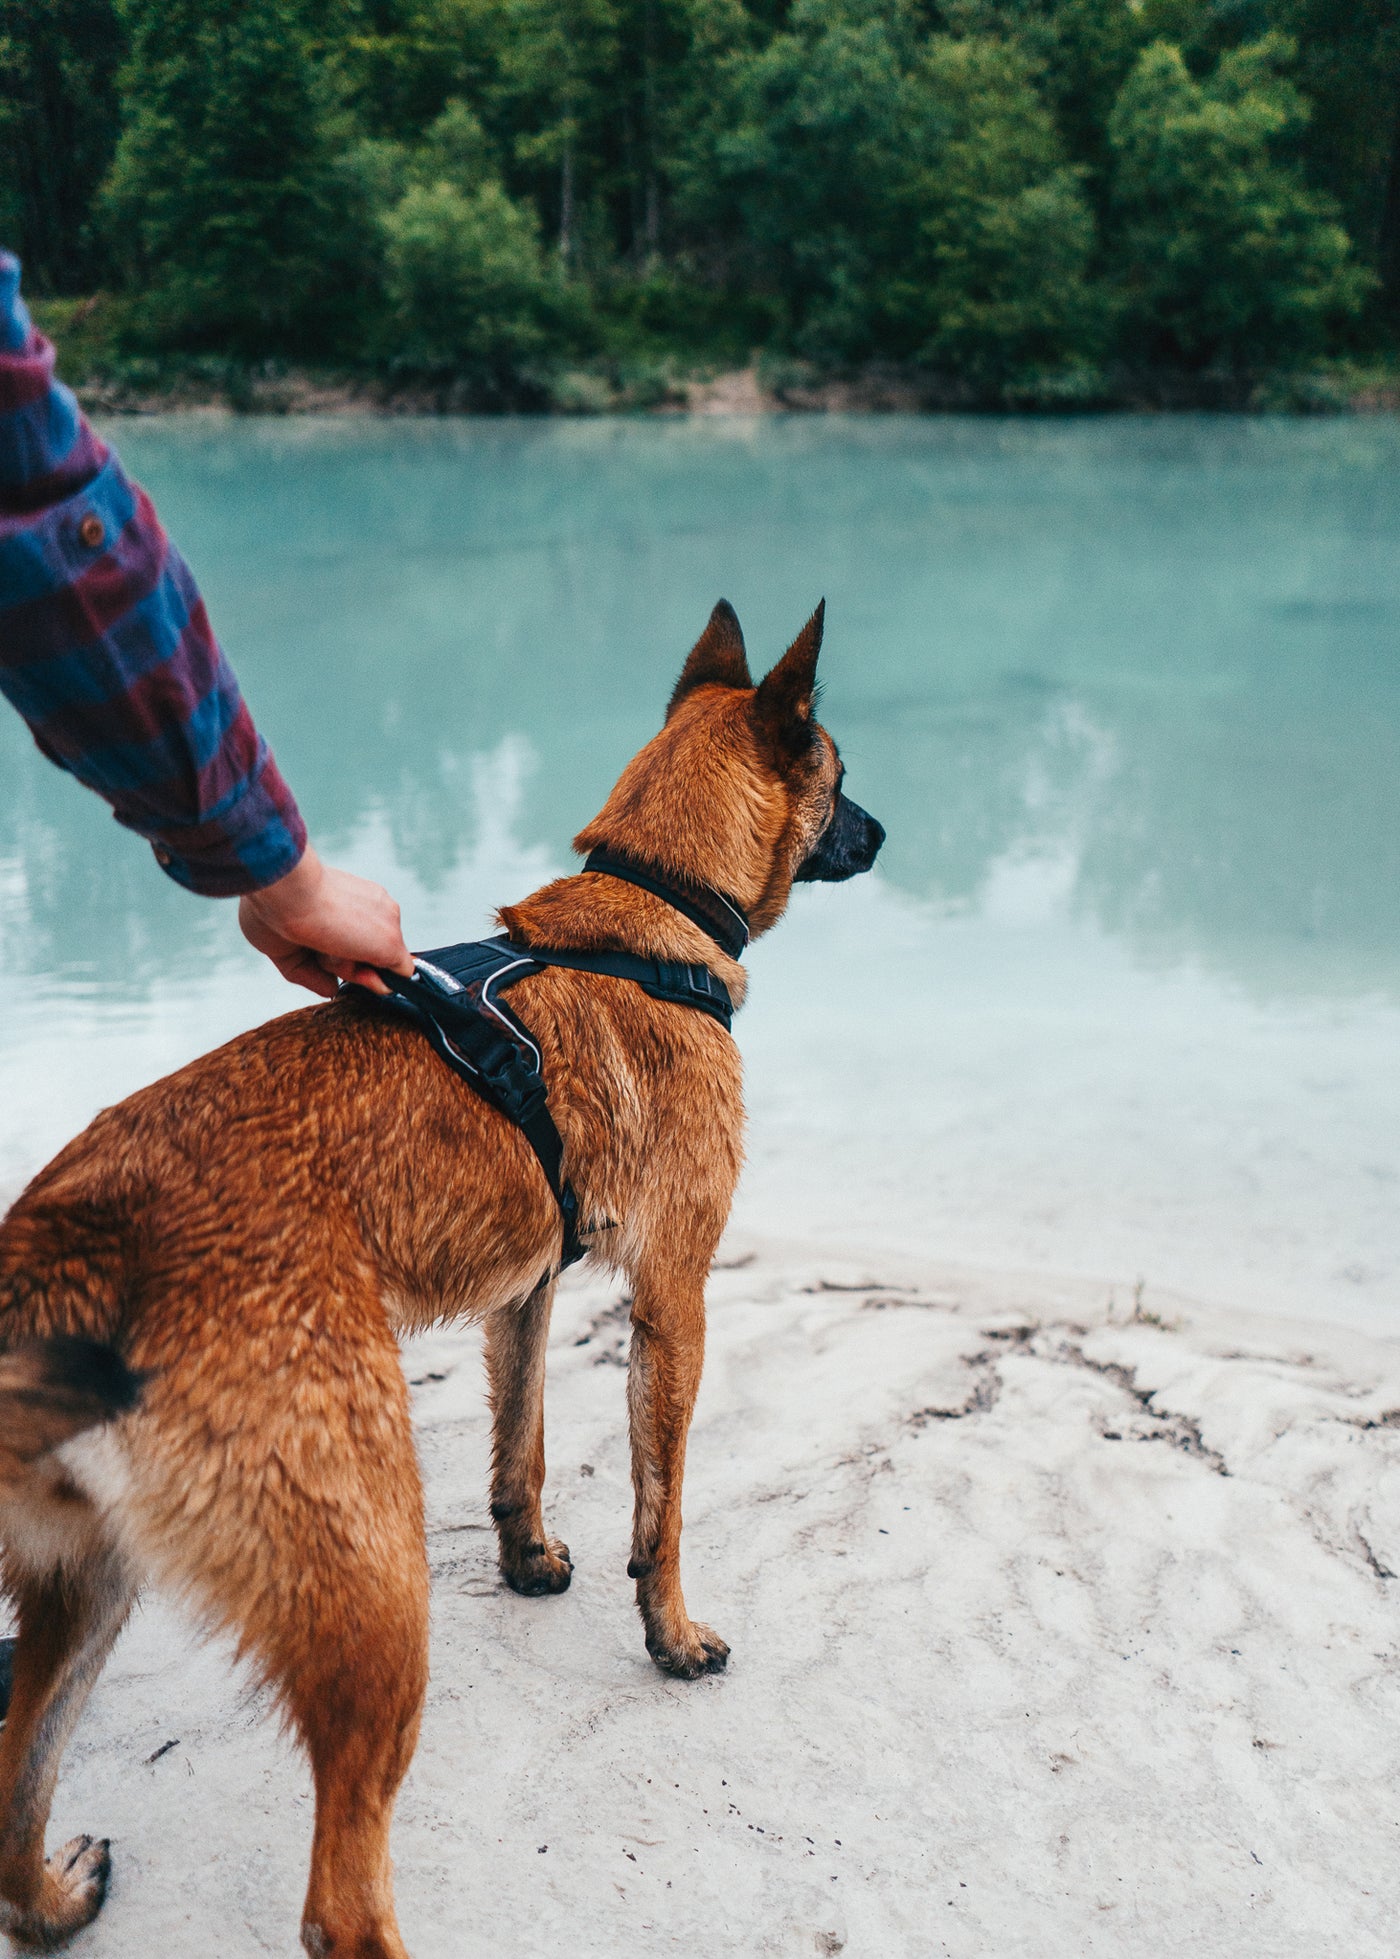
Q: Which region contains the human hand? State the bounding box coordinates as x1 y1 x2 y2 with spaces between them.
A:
237 845 413 999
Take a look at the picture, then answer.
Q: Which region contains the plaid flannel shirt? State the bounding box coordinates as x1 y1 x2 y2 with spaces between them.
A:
0 252 306 897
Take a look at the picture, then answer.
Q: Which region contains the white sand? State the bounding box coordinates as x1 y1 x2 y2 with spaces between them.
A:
29 1238 1400 1957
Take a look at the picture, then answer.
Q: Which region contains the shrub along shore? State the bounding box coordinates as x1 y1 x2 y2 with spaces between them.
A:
31 313 1400 417
7 2 1400 413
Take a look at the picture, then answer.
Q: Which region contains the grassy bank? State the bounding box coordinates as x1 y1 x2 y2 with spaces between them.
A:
33 295 1400 418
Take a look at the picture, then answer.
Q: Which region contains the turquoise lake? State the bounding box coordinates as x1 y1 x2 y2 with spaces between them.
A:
2 414 1398 1330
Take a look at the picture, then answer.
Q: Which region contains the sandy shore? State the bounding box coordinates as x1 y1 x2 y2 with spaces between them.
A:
26 1235 1398 1957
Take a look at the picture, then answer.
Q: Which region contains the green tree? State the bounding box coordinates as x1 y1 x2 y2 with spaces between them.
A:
0 0 125 291
680 1 1101 375
336 93 498 216
382 176 561 372
1115 0 1400 322
890 35 1103 376
487 0 620 267
343 0 622 265
346 96 580 383
8 0 1393 378
937 0 1150 189
100 0 359 352
342 0 754 270
677 0 918 346
1107 33 1371 368
334 0 493 144
1267 1 1400 312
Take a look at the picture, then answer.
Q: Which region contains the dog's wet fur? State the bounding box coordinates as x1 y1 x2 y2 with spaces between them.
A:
0 601 881 1955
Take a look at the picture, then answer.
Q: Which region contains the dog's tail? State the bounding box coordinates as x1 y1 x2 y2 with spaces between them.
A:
0 1337 141 1490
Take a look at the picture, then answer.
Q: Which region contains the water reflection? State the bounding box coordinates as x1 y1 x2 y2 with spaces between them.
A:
2 413 1398 1001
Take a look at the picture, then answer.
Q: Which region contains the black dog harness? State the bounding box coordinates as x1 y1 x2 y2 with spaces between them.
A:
356 852 747 1271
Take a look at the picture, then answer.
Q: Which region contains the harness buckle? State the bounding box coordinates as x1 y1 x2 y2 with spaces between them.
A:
659 961 713 1002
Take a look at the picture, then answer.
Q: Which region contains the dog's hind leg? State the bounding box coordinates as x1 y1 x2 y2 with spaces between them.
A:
0 1543 136 1949
485 1280 572 1596
206 1425 428 1959
189 1322 430 1959
292 1568 426 1959
626 1260 729 1680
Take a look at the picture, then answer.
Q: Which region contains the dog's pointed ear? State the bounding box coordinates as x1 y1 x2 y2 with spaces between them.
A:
667 600 752 717
754 600 824 760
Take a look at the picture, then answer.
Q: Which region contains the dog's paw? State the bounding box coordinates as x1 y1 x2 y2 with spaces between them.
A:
502 1537 573 1597
647 1621 730 1680
43 1834 111 1935
5 1835 111 1949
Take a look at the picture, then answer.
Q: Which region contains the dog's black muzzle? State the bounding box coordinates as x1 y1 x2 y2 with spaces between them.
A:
793 792 886 883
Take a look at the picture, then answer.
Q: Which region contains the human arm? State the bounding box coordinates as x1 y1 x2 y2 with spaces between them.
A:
0 252 410 992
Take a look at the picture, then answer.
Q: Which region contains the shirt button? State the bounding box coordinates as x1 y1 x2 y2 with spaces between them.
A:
153 846 172 867
78 513 105 549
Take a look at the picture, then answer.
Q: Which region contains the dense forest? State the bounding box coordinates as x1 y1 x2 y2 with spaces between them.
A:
1 0 1397 402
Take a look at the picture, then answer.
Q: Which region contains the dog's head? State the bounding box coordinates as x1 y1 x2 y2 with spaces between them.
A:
575 600 884 938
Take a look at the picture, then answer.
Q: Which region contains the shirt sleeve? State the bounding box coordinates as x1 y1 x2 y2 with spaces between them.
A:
0 252 307 897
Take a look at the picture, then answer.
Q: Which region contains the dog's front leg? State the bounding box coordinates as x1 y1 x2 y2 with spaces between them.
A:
626 1267 729 1679
486 1280 573 1595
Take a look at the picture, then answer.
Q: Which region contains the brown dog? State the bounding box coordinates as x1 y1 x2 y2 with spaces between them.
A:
0 599 883 1955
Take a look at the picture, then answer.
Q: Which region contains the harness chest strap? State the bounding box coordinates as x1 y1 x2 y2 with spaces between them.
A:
360 931 735 1273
